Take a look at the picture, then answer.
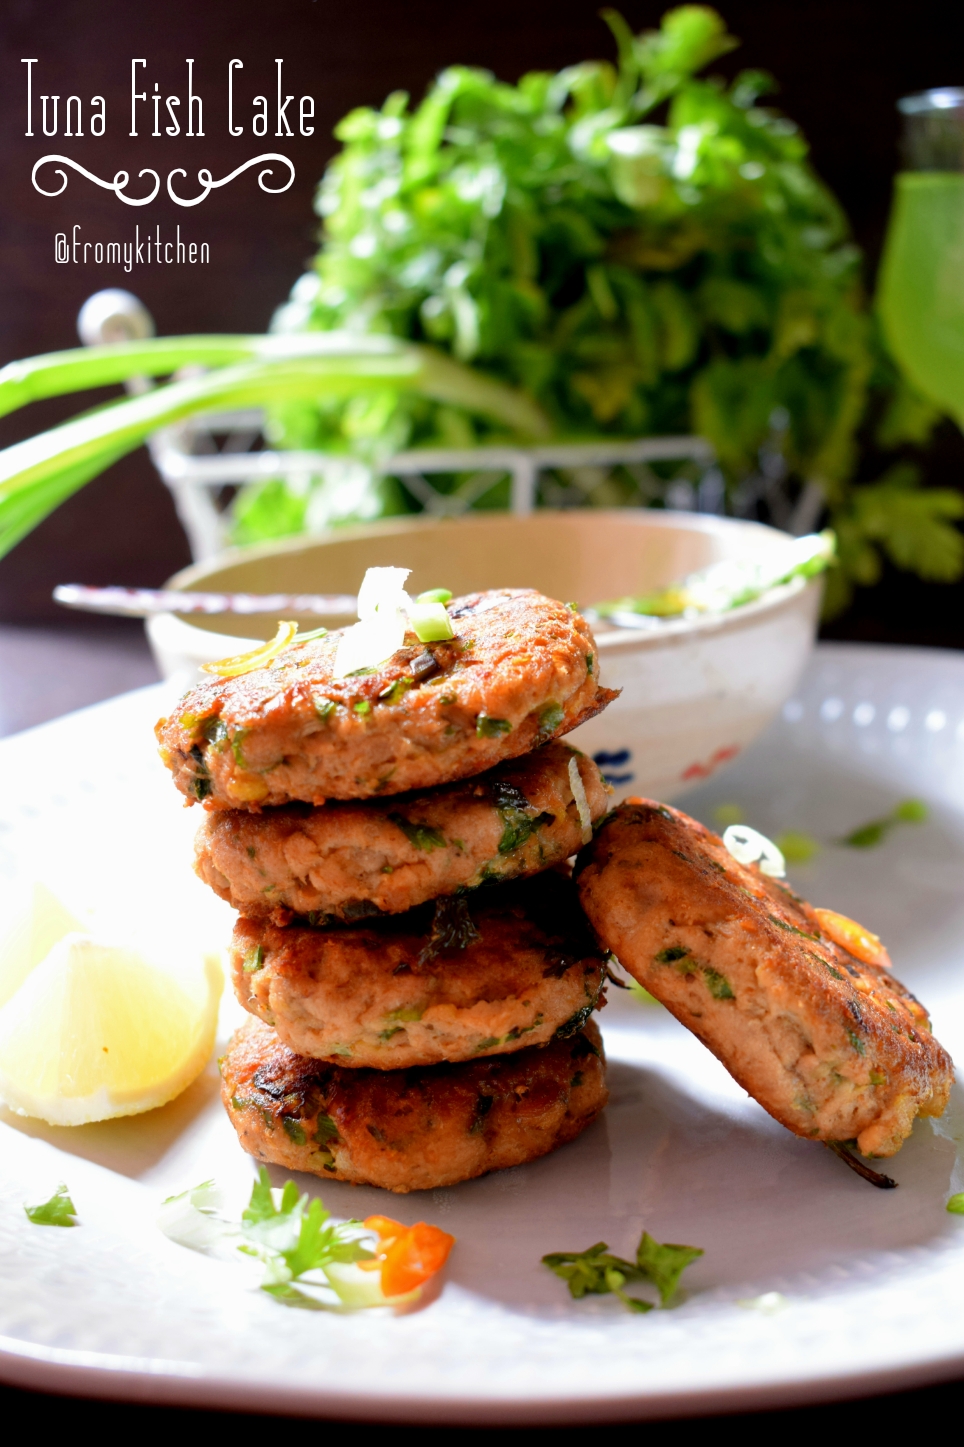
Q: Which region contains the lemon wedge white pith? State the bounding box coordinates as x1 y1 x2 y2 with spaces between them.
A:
0 935 223 1126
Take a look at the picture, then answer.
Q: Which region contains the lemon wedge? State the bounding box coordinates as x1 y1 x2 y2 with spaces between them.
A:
0 935 223 1125
0 881 85 1010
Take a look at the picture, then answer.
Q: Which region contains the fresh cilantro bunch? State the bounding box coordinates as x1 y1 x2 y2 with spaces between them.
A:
543 1228 703 1313
252 4 963 613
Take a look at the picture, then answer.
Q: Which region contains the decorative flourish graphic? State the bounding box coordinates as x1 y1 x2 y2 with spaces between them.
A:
32 156 160 207
31 154 295 208
166 154 295 207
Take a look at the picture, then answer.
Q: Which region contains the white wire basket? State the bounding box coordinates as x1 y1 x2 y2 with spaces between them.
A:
150 416 722 562
78 288 723 563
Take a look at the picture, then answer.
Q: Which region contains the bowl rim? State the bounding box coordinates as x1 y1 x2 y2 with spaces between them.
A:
155 508 821 662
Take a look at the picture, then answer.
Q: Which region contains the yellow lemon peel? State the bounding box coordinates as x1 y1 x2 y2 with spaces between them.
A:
201 620 299 678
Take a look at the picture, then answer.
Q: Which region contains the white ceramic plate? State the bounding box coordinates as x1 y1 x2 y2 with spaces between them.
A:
2 642 964 1424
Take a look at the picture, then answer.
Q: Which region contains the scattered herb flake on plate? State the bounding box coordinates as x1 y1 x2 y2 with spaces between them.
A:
542 1227 702 1313
24 1183 78 1227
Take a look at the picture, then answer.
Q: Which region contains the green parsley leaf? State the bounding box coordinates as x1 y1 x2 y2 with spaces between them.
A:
24 1183 78 1227
242 1168 296 1227
542 1241 631 1299
491 779 540 854
844 821 887 849
635 1233 704 1306
542 1225 702 1312
655 945 688 964
842 798 929 849
418 894 481 964
390 813 446 851
237 1167 373 1308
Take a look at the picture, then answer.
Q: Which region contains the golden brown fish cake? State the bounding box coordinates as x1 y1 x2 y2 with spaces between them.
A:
196 742 609 924
220 1015 608 1193
230 868 607 1069
575 799 953 1158
156 589 616 810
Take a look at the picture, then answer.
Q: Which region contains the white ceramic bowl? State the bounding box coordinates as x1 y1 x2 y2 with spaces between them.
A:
147 510 821 802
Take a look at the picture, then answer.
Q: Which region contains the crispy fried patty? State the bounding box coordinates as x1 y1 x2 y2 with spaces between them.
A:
576 799 953 1158
230 868 607 1069
221 1015 608 1192
196 742 609 924
157 590 615 809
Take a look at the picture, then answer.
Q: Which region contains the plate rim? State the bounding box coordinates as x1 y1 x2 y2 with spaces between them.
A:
3 1331 964 1423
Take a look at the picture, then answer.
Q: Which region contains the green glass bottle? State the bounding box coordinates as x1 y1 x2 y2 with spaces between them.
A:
878 88 964 429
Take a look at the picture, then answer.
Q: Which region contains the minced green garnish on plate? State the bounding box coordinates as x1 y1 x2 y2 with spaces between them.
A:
543 1227 703 1313
842 798 928 849
24 1183 78 1227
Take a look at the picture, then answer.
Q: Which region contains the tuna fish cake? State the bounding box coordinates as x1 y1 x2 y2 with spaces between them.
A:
230 868 607 1069
156 589 615 809
576 799 953 1159
221 1015 608 1193
196 741 608 924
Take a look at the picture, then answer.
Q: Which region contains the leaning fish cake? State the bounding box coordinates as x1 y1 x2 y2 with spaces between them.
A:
575 798 953 1159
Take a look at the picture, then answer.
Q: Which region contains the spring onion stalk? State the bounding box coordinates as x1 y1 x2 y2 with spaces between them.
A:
568 755 593 844
0 336 549 561
722 824 786 878
408 601 454 642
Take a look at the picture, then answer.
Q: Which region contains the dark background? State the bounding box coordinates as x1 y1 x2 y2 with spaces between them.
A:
1 0 963 639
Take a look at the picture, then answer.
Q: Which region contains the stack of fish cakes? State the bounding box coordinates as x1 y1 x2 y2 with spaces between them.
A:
157 588 618 1193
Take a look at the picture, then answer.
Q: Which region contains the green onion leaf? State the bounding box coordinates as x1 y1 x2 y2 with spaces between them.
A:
476 715 512 738
243 945 265 974
409 601 455 642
